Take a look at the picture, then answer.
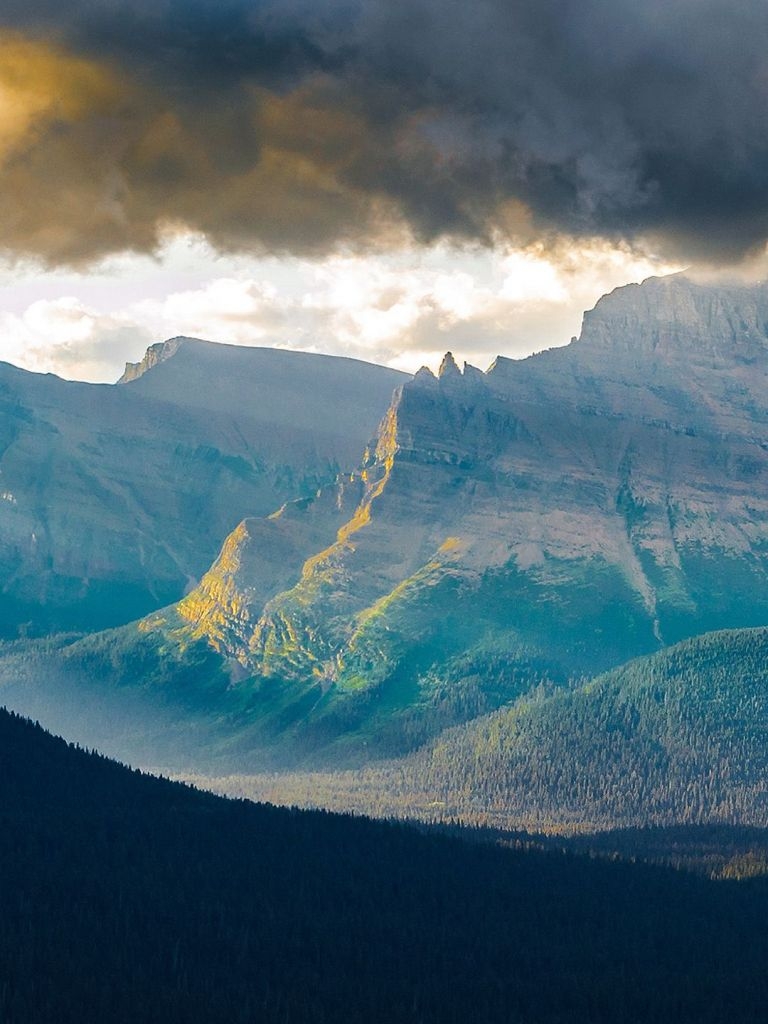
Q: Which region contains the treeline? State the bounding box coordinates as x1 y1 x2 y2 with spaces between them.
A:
555 824 768 878
3 707 768 1022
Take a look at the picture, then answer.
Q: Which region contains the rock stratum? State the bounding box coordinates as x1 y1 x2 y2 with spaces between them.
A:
0 339 405 636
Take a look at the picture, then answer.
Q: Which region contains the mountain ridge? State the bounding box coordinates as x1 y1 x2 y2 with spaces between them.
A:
0 342 404 636
118 335 406 385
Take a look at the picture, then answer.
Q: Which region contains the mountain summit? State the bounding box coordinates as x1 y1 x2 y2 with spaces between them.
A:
578 273 768 362
438 350 461 378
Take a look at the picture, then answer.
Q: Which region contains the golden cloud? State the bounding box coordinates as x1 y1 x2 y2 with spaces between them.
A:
0 38 404 264
0 32 121 162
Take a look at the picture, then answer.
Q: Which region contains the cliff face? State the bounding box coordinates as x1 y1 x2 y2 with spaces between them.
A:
151 274 768 759
118 338 182 383
0 341 405 637
577 274 768 363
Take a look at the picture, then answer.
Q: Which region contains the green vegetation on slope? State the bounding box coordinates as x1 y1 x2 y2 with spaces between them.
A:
0 553 747 776
0 559 621 772
210 626 768 831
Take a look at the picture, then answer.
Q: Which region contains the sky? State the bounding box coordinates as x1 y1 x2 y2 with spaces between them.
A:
0 0 765 381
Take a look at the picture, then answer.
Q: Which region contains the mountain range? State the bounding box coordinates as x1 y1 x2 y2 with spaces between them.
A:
157 274 768 759
3 273 768 832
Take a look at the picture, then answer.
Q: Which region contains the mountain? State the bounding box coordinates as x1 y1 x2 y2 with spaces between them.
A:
3 706 768 1023
0 339 404 637
124 277 768 752
7 273 768 770
231 625 768 832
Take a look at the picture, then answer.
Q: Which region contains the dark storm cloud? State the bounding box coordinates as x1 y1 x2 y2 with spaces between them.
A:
2 0 768 262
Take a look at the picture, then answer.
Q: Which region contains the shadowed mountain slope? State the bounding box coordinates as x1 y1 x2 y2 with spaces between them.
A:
0 340 404 636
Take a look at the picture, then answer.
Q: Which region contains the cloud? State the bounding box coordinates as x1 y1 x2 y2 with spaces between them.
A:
2 2 768 265
0 235 676 381
0 296 153 380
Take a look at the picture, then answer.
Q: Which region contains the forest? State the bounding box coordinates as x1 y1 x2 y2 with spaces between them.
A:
214 626 768 833
2 706 768 1022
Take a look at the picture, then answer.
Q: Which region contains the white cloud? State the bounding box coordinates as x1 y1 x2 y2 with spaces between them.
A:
498 252 567 305
133 278 286 343
0 297 152 380
0 232 680 382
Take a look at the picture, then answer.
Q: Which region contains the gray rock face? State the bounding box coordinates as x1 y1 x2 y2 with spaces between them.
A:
173 275 768 711
118 338 182 383
578 273 768 364
0 340 405 637
118 338 406 460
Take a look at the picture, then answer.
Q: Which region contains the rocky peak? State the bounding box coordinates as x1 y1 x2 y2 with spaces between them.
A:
438 351 461 379
462 362 487 388
411 366 438 388
117 337 186 384
577 274 768 365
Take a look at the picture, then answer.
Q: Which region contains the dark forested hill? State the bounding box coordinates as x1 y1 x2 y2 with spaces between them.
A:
1 706 768 1023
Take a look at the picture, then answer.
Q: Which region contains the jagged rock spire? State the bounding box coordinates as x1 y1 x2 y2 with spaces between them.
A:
411 365 438 391
438 351 461 378
462 362 485 384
